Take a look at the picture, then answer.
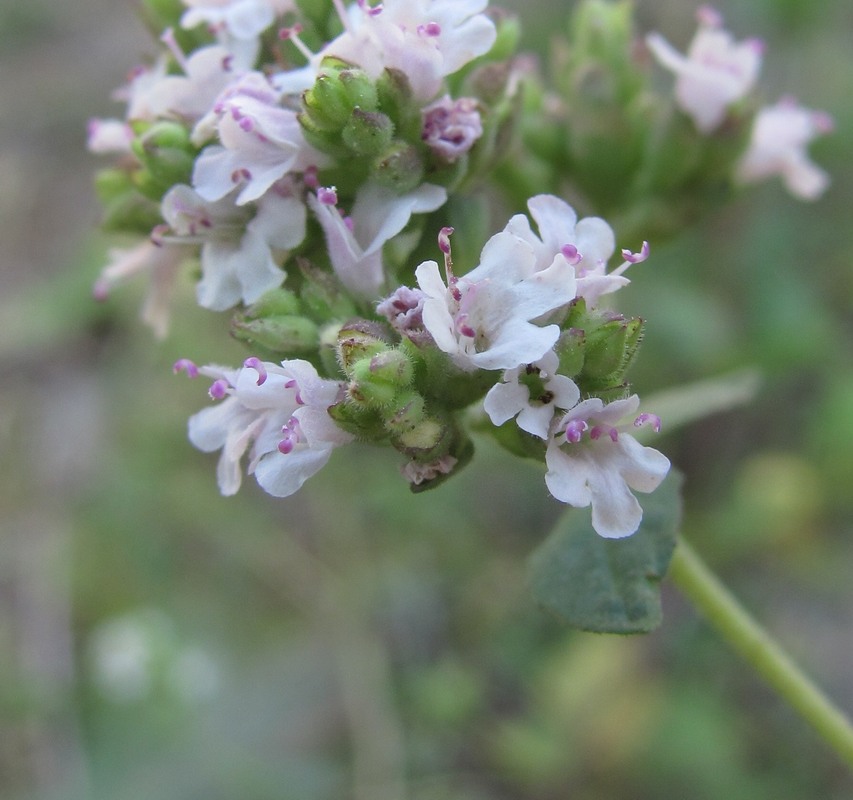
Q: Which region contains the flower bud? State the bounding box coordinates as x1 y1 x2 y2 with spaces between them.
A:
336 319 393 374
372 142 424 193
242 287 301 319
132 121 196 188
231 315 320 355
348 349 415 408
342 108 395 156
298 260 357 321
302 58 378 132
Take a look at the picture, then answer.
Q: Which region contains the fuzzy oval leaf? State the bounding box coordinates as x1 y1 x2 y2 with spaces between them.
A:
528 469 683 634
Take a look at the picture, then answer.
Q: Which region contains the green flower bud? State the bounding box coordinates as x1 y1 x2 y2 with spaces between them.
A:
376 68 418 135
342 108 395 156
298 259 357 321
372 142 424 193
384 391 428 437
349 349 415 408
242 287 302 319
336 319 393 374
554 327 587 378
302 58 378 131
581 317 630 380
101 188 162 234
231 315 320 355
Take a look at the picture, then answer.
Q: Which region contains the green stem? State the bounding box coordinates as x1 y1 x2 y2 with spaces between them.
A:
669 536 853 768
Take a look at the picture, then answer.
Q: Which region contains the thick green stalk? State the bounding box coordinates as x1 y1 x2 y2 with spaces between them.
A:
669 537 853 768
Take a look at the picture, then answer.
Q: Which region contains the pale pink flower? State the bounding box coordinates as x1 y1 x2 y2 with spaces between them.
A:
504 195 647 307
736 97 833 200
646 6 763 133
192 72 326 205
483 350 581 440
308 182 447 299
322 0 497 103
416 229 577 371
185 358 351 497
93 240 192 339
545 395 670 538
161 183 305 310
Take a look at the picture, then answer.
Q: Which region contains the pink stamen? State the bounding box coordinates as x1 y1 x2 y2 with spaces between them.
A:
303 165 319 188
173 358 199 378
150 224 169 246
209 379 229 399
418 22 441 37
243 357 268 385
560 244 583 266
231 167 252 183
92 279 109 302
357 0 384 15
564 419 588 444
590 424 619 442
621 241 650 264
634 413 662 433
696 5 723 28
278 417 302 454
318 186 338 205
284 378 304 404
160 28 189 72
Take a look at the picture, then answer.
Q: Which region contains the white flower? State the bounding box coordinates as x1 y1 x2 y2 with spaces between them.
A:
93 240 193 338
87 119 134 154
736 97 833 201
181 0 296 62
192 72 325 204
145 43 246 124
308 182 447 299
646 6 763 133
545 395 670 538
416 229 577 371
483 350 581 439
161 183 305 310
185 358 351 497
322 0 497 103
504 194 645 307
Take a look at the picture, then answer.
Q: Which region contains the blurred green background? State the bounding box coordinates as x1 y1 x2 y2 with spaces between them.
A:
1 0 852 798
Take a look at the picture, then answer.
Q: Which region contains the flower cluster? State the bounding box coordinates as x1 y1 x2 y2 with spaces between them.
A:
89 0 831 539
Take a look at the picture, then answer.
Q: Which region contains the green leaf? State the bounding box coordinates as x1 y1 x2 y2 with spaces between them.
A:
528 469 683 634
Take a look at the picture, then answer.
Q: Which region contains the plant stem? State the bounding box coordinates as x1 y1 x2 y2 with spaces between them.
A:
669 536 853 768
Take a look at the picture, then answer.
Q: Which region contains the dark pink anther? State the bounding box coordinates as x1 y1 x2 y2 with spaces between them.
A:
278 23 303 39
590 424 619 442
344 216 354 232
284 378 304 404
303 165 319 188
243 357 268 385
222 55 234 71
150 223 169 246
239 116 254 132
696 5 722 27
560 244 583 265
438 226 454 254
418 21 441 36
634 413 662 432
357 0 384 15
317 186 338 205
278 417 301 453
209 378 229 399
231 167 252 183
564 419 588 444
92 279 109 302
621 241 650 264
173 358 199 378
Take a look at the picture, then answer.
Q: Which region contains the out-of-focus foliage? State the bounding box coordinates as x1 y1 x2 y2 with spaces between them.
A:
1 1 852 798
